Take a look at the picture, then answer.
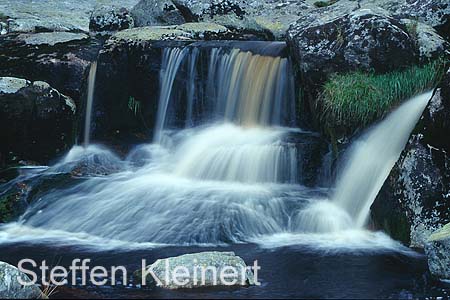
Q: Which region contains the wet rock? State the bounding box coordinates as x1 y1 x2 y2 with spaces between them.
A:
287 8 418 84
0 77 76 166
0 261 42 299
90 5 134 33
371 68 450 247
131 0 185 27
425 223 450 279
0 181 29 223
135 251 255 289
0 33 101 104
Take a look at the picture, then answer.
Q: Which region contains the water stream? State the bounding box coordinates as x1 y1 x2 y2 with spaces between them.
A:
0 45 431 256
83 61 97 147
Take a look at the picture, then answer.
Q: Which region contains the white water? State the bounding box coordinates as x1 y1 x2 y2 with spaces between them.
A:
333 91 432 227
83 61 97 146
0 46 429 254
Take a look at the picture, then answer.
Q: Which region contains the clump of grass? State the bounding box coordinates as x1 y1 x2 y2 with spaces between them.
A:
314 0 337 8
319 59 446 128
128 96 141 116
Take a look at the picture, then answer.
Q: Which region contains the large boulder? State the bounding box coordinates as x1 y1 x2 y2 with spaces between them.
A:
89 5 134 33
135 251 255 289
0 77 76 166
0 261 42 299
287 7 419 84
132 0 314 40
425 223 450 280
0 32 100 104
370 68 450 247
360 0 450 38
131 0 185 27
399 19 449 61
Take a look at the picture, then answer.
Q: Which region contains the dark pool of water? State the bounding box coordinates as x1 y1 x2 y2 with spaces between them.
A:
1 243 449 299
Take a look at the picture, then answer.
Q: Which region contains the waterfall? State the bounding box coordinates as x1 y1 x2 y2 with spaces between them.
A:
153 46 296 143
154 48 188 143
83 61 98 147
333 91 432 227
0 43 420 254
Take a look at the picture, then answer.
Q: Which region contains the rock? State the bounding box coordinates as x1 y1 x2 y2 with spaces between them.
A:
17 32 89 46
0 261 42 299
172 0 315 39
135 251 255 289
112 22 229 41
400 19 449 61
131 0 185 27
0 33 100 104
371 68 450 247
0 0 140 33
287 8 418 84
0 181 29 223
425 223 450 279
89 5 134 33
0 77 29 94
360 0 450 37
0 77 76 166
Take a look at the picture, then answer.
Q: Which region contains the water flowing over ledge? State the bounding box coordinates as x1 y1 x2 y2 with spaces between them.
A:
0 42 432 255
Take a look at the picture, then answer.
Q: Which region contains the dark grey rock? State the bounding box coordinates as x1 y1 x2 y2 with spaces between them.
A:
425 223 450 279
131 0 185 27
287 8 418 83
0 77 76 166
89 5 134 33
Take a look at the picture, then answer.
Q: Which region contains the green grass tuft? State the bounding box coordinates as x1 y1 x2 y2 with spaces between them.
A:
318 59 447 128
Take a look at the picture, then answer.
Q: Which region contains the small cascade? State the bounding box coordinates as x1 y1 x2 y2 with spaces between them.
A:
154 48 188 143
83 61 98 147
0 42 424 255
332 91 432 227
153 46 296 143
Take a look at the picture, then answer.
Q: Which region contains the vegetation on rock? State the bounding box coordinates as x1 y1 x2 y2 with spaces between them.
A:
318 59 447 128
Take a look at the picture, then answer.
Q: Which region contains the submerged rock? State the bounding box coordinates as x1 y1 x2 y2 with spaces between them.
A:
135 251 255 289
371 68 450 247
425 223 450 279
0 77 76 166
89 5 135 33
0 261 42 299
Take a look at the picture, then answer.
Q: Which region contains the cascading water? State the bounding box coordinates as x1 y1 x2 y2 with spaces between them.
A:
83 61 98 146
332 92 432 227
0 44 424 254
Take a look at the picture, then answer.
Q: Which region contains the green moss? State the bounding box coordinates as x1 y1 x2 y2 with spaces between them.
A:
314 0 337 8
319 59 446 128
